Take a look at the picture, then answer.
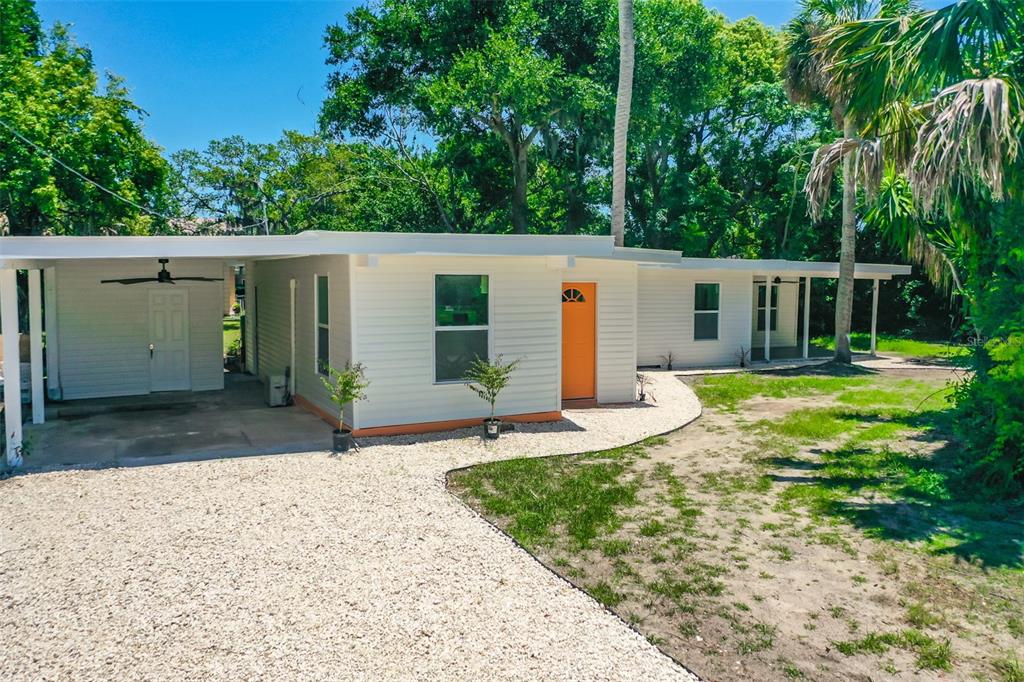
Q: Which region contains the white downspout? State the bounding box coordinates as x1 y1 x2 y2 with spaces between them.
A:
44 266 60 399
763 274 772 363
802 276 811 359
289 278 297 397
870 279 880 356
28 270 44 424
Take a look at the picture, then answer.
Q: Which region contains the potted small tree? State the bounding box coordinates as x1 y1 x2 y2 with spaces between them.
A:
319 362 370 453
465 354 520 440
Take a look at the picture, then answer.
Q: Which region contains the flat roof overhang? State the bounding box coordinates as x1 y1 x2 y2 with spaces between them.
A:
642 257 912 280
0 231 913 278
0 231 617 266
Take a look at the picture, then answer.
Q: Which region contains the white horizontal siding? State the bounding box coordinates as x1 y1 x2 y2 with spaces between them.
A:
54 259 224 399
567 258 637 403
752 281 799 348
637 268 754 368
250 256 352 424
353 256 561 429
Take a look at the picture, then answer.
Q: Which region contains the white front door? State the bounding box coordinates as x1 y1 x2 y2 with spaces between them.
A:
149 289 191 392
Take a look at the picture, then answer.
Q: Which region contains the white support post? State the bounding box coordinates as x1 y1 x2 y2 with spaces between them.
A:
289 278 297 396
802 276 811 359
28 270 44 424
763 274 772 363
43 266 60 399
1 268 23 466
870 278 880 356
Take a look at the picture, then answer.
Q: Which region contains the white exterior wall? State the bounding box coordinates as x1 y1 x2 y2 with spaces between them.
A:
351 255 563 429
565 258 638 404
52 259 224 400
637 268 754 368
250 256 352 425
752 281 799 348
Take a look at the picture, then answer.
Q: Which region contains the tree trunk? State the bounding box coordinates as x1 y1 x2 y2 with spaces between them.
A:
511 143 529 234
834 115 857 364
610 0 634 247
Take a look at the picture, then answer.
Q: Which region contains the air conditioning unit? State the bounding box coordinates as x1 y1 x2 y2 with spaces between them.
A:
266 375 288 407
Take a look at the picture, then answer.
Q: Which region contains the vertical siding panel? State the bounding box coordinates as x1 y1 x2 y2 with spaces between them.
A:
353 256 561 429
637 269 754 368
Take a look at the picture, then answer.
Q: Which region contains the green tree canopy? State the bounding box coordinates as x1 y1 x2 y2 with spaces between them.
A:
0 0 171 235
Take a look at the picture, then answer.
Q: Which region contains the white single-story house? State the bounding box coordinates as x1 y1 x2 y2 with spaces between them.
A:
0 231 910 464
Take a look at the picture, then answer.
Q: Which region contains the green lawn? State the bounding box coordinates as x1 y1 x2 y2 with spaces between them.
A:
450 368 1023 681
810 332 969 359
223 316 240 355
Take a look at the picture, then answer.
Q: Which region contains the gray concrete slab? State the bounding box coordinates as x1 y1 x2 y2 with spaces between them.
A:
22 375 332 471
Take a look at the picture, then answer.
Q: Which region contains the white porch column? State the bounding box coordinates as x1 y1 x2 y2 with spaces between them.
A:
289 278 297 395
1 268 23 466
44 266 60 399
870 278 880 356
763 274 772 363
28 269 44 424
802 276 811 359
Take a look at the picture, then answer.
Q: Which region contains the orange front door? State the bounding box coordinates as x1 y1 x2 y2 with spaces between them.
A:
561 282 596 400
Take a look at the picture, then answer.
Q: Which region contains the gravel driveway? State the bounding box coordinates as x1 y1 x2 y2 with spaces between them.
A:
1 373 700 681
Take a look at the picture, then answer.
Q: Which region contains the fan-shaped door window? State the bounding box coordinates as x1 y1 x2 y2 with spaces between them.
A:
562 287 586 303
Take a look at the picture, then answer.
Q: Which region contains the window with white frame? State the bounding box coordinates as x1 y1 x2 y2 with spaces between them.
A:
434 274 488 382
694 283 720 340
315 275 329 375
756 284 778 332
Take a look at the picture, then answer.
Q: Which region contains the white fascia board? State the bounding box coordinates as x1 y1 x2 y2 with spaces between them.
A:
309 231 615 258
645 258 911 279
0 235 316 260
609 246 683 264
0 231 615 261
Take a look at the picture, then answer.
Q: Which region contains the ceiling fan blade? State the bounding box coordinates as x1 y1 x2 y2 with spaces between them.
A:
169 277 225 282
100 277 160 285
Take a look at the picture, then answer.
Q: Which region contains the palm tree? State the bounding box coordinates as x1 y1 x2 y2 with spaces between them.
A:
610 0 634 248
812 0 1022 328
783 0 907 363
812 0 1024 492
817 0 1022 213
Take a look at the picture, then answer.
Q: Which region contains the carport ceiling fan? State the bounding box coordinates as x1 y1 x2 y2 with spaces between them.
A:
100 259 224 285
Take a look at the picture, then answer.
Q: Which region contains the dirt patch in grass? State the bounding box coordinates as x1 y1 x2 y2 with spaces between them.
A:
448 366 1024 681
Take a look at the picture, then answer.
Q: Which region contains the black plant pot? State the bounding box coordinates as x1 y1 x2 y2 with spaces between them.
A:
333 429 352 453
483 418 501 440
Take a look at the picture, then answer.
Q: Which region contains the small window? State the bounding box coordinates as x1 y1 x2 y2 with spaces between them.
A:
435 275 489 382
315 275 329 375
562 288 586 303
756 284 779 332
694 283 720 341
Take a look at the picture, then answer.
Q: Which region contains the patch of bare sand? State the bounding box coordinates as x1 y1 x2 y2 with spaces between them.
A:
503 367 1021 681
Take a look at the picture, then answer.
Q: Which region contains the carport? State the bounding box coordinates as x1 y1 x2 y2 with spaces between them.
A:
21 374 333 471
0 234 333 466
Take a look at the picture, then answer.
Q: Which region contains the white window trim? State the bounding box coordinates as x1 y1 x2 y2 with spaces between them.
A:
693 281 721 342
314 273 330 376
432 272 493 385
756 283 779 333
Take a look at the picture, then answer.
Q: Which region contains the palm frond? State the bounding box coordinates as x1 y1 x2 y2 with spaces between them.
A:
865 167 965 293
817 0 1022 118
804 137 884 221
864 99 927 168
909 77 1023 213
783 13 831 106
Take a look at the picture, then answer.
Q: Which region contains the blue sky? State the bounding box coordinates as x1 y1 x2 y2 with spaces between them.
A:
35 1 814 155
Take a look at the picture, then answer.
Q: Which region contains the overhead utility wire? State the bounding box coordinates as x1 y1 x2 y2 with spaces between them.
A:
0 118 269 232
